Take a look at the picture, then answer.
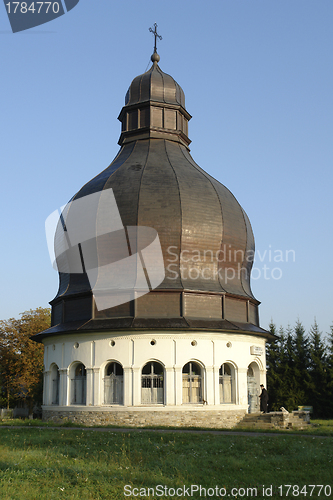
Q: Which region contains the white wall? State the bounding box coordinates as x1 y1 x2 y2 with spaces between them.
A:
43 331 266 409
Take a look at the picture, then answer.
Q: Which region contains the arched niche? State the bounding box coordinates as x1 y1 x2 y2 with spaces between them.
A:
70 362 87 405
219 362 236 404
182 361 203 404
104 361 124 405
141 361 164 404
50 363 60 405
247 362 260 413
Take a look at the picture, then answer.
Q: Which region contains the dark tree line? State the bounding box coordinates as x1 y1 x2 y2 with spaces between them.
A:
266 320 333 418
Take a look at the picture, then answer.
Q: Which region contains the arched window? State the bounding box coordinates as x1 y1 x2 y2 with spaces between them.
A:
51 364 60 405
141 361 164 404
219 363 235 404
247 362 259 413
71 363 86 405
182 361 202 404
104 362 124 405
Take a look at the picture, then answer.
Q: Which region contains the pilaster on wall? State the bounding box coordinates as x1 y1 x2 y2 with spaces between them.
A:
165 366 175 405
174 366 183 406
205 366 215 405
44 371 51 405
84 367 101 406
93 368 100 406
86 368 94 406
260 369 267 388
59 368 68 406
213 367 220 406
238 368 248 407
123 367 132 406
132 367 141 406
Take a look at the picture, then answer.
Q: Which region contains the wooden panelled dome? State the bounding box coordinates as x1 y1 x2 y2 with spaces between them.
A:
34 53 268 342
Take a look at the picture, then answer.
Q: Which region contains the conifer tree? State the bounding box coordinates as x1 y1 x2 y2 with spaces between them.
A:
266 321 280 411
308 319 327 417
266 323 295 411
279 325 298 411
265 319 333 417
326 324 333 417
291 320 311 408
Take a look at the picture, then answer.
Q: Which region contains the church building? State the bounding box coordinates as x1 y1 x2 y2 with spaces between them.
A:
33 31 271 427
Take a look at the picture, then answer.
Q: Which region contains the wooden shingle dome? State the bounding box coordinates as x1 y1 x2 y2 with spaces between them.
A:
34 52 268 342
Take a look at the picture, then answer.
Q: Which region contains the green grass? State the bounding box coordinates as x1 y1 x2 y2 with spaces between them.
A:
0 418 80 428
235 419 333 437
307 419 333 436
0 427 332 499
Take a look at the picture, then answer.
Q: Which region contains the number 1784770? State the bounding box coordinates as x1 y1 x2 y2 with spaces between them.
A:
5 2 60 14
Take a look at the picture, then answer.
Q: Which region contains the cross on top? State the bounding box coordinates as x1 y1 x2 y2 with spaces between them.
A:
149 23 162 53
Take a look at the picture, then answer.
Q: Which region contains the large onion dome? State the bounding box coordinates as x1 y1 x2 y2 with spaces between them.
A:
34 52 268 341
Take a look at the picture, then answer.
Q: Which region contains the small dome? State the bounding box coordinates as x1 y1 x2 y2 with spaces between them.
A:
124 55 185 109
118 55 191 150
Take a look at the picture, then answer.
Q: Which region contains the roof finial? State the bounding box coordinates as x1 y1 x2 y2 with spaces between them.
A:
149 23 162 64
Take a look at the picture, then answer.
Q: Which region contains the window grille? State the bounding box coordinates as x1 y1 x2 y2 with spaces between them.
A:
141 362 164 404
104 362 124 404
182 362 202 403
219 363 234 404
71 363 86 405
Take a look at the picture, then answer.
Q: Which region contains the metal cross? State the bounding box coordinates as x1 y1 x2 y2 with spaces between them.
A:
149 23 162 53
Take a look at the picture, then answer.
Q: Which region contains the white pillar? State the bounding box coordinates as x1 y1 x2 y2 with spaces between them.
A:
213 366 220 405
93 368 100 406
132 367 141 406
238 368 248 408
165 366 174 405
86 368 93 406
43 370 51 405
59 368 69 406
260 369 266 388
174 366 183 406
123 366 132 406
205 366 214 405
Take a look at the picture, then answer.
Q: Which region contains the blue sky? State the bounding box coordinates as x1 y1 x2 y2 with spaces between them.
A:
1 0 332 338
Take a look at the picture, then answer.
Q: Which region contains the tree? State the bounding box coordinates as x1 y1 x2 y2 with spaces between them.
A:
266 321 313 412
290 320 311 408
326 324 333 417
266 322 283 411
0 333 17 409
0 308 50 413
308 319 327 418
278 324 298 411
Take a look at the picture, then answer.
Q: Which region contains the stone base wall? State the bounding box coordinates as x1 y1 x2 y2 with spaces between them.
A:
42 407 247 429
237 411 311 430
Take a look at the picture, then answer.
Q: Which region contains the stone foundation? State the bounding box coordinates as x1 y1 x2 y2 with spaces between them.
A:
42 406 247 429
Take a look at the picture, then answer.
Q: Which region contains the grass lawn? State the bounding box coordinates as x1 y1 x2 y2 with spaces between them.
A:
0 424 332 499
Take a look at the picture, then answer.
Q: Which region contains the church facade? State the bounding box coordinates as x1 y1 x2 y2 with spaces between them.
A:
33 42 271 428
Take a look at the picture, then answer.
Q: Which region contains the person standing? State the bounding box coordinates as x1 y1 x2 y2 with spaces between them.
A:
259 384 269 413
